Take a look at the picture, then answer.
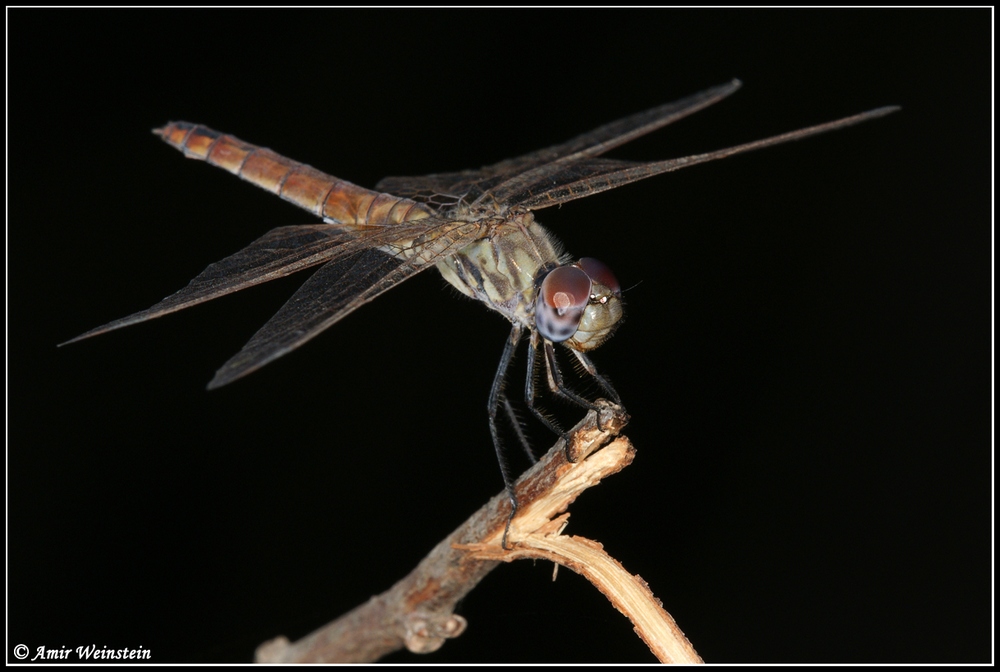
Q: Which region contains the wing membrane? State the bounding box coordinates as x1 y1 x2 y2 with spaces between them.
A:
206 248 407 388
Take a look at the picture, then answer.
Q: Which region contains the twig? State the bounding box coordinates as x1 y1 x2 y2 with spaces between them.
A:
255 403 700 663
461 527 703 664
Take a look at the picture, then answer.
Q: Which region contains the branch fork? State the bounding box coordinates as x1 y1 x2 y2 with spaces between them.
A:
255 404 700 663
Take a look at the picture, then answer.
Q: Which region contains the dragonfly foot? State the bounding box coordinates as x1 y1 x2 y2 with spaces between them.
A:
501 494 518 550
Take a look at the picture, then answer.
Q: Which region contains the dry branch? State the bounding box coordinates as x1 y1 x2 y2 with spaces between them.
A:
255 403 700 663
462 527 702 663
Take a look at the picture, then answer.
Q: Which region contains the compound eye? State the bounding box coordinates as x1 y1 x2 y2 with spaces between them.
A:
578 257 620 295
535 265 592 342
542 265 591 313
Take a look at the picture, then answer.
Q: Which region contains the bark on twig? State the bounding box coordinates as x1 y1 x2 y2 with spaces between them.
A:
255 403 700 663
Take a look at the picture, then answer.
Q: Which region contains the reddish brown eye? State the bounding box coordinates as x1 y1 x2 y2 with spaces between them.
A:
542 265 591 311
535 265 592 342
578 257 620 295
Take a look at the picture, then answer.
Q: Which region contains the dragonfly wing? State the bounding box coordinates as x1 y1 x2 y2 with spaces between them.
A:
61 225 355 344
376 80 743 208
497 105 901 211
374 170 484 209
481 79 743 166
207 218 483 389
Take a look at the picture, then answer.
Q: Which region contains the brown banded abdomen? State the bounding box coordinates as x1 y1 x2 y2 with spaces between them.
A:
155 122 431 227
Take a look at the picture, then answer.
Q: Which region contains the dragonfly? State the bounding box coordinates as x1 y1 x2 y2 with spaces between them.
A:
64 80 897 547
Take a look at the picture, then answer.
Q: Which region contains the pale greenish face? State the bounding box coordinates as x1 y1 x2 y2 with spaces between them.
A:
566 277 624 352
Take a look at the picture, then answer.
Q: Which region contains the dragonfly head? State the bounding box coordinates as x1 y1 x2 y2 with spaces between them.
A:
535 257 624 352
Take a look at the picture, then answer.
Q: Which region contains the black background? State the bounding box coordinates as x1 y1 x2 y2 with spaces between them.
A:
9 8 990 664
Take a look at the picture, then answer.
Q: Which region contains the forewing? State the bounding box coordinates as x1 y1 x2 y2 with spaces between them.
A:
495 106 901 211
376 80 743 208
61 225 354 344
207 218 483 388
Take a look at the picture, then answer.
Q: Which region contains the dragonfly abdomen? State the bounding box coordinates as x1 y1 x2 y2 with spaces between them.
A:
155 122 432 227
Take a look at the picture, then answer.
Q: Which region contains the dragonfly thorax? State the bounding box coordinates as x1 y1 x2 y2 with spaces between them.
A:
435 214 565 327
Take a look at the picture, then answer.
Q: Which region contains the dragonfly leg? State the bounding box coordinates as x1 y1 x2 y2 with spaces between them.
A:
568 348 622 405
525 331 568 440
542 340 620 439
502 394 537 465
543 341 608 409
488 324 524 550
